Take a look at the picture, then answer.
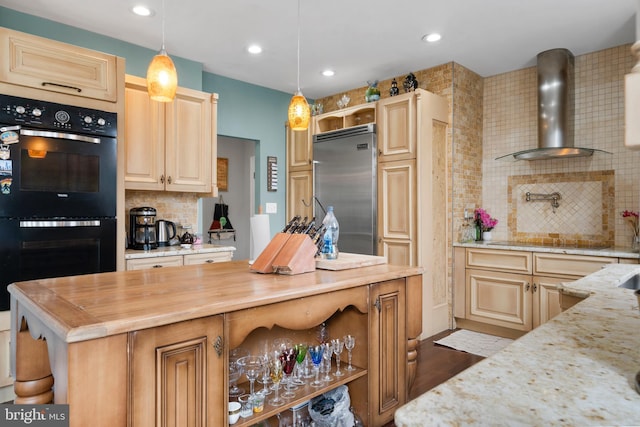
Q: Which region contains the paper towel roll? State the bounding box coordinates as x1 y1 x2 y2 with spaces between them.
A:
249 214 270 263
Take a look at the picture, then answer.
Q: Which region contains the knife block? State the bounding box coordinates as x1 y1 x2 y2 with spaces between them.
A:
250 233 316 275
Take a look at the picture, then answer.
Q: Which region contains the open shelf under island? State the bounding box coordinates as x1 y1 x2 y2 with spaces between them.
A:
8 259 423 427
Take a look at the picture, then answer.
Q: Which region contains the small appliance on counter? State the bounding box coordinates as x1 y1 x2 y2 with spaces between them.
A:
156 219 177 247
129 207 158 250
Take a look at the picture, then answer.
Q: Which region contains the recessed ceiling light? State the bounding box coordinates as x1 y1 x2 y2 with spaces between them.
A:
322 69 335 77
422 33 442 43
131 5 154 17
247 45 263 54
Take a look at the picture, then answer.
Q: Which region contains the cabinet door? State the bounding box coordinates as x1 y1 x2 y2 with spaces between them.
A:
126 255 183 270
124 75 165 190
165 88 212 192
286 170 313 221
369 279 407 426
532 276 563 328
129 316 224 427
377 93 415 161
466 269 533 331
0 28 118 102
377 159 416 265
286 123 312 172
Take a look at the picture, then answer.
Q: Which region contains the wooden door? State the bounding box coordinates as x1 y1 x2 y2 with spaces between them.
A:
377 159 416 265
376 93 416 161
286 123 312 171
129 316 224 427
165 87 212 192
532 276 563 328
369 279 407 426
124 75 165 190
286 170 313 221
466 269 533 331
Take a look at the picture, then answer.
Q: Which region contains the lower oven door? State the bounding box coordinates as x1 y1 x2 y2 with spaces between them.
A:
0 217 116 311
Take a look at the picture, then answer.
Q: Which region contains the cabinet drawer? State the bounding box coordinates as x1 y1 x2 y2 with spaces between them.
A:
126 255 183 270
0 28 118 102
533 253 616 278
466 249 532 274
183 251 232 265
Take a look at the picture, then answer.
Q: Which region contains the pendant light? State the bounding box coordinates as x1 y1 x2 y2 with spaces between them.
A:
146 0 177 102
288 0 310 131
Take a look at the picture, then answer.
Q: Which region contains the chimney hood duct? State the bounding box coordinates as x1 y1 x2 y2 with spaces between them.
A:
496 48 611 161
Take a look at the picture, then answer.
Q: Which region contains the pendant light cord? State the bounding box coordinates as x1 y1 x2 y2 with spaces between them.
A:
161 0 166 51
296 0 301 92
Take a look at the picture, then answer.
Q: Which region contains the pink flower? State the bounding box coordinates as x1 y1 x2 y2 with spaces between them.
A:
622 210 639 236
475 208 498 232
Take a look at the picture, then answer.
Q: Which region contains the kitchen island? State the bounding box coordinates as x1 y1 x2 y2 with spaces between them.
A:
395 263 640 426
9 259 423 426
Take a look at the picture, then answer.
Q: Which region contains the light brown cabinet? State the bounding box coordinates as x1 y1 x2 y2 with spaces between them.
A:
456 248 618 333
130 315 224 427
285 123 313 220
124 74 216 193
0 27 119 102
313 105 375 134
125 250 234 270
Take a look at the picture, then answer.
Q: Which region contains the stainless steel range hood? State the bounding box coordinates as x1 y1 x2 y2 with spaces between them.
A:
496 48 611 161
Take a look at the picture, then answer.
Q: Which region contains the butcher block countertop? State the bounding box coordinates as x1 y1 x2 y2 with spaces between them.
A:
8 260 422 343
394 264 640 426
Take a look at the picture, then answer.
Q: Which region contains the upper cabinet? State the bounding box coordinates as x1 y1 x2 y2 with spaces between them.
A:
0 27 119 102
285 122 313 220
314 104 375 134
124 74 217 193
377 93 416 161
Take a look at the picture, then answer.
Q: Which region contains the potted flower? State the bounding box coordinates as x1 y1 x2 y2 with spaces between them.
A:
475 208 498 241
621 210 639 251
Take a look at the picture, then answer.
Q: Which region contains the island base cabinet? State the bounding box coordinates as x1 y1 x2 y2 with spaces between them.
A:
129 315 224 427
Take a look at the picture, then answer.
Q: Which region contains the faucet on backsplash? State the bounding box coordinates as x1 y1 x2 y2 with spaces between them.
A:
525 191 562 213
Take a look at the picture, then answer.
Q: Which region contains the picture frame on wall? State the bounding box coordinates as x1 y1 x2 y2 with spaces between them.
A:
217 157 228 192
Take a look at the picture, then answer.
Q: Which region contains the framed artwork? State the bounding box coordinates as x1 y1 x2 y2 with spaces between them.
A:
217 157 228 191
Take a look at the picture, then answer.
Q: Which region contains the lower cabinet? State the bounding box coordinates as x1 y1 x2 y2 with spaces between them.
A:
126 251 234 270
129 315 224 427
457 248 617 333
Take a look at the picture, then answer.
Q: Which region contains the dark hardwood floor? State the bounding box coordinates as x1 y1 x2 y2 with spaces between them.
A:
384 329 485 427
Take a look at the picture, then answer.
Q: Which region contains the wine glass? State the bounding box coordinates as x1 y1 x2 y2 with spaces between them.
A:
257 340 272 396
268 354 285 407
308 344 324 387
280 347 299 398
321 342 333 382
272 338 293 388
237 355 264 397
293 342 308 385
229 347 249 397
344 334 356 371
332 337 345 377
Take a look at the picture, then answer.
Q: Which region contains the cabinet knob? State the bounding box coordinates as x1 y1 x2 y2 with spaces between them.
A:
212 336 223 357
532 283 538 293
167 176 172 184
160 174 165 184
374 297 381 312
525 282 530 292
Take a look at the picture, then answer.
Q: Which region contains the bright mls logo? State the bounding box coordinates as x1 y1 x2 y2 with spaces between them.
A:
2 405 69 426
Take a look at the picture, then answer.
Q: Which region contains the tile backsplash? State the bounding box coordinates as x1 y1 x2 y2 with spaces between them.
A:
125 190 200 233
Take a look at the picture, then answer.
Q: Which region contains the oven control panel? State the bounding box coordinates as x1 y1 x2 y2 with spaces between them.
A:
0 94 117 137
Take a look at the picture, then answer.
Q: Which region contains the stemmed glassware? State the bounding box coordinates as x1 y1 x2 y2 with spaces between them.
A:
229 347 249 397
321 342 333 382
280 347 299 399
332 337 345 377
267 354 285 407
293 342 308 385
257 340 272 396
236 355 264 397
308 345 324 387
344 334 356 371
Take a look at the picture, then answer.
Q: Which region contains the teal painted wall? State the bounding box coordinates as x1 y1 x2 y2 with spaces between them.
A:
0 6 292 234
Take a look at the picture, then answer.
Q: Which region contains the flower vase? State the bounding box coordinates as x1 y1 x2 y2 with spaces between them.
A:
633 235 640 252
482 231 493 242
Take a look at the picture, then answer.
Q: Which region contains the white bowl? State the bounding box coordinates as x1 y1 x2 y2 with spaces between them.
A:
228 401 241 424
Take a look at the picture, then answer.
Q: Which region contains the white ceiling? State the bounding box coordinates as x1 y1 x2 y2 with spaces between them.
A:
1 0 638 99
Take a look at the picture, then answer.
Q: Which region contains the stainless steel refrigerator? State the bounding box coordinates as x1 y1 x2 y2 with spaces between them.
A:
313 123 377 255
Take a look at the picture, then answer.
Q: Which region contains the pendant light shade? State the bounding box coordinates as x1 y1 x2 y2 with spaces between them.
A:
146 0 177 102
147 46 177 102
288 0 310 131
288 90 310 131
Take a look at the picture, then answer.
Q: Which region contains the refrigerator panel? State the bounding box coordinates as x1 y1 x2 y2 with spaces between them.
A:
313 131 377 255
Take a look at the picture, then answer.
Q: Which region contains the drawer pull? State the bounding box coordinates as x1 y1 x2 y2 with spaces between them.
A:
152 265 163 268
205 259 215 263
42 81 82 93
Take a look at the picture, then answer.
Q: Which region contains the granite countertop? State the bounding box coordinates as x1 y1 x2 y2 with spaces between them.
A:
455 241 640 260
125 243 236 259
394 263 640 426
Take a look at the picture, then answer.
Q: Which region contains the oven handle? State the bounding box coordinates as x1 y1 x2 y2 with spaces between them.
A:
20 129 100 144
20 220 101 228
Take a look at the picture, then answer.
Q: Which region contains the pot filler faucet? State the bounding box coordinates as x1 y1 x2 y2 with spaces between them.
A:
525 191 561 213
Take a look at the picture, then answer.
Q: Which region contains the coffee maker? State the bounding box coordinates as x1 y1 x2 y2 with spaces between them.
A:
129 207 158 250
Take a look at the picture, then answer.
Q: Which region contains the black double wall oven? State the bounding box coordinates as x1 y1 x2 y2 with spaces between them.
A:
0 94 117 310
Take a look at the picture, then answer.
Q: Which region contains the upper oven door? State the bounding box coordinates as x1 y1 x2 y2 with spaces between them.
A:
0 126 117 218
